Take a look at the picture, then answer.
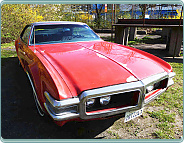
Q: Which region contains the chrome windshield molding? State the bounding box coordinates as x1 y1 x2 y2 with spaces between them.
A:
44 103 79 121
44 91 80 108
79 81 144 120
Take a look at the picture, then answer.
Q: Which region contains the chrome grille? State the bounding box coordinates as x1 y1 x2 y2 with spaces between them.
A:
86 90 140 113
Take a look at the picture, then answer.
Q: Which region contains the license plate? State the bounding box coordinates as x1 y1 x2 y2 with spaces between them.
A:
124 108 143 122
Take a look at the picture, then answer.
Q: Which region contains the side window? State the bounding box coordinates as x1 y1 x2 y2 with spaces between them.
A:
21 26 32 44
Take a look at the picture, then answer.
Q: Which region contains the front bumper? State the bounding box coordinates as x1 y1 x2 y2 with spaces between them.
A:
44 71 175 121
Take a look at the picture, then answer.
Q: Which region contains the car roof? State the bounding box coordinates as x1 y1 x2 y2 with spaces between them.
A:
31 21 86 26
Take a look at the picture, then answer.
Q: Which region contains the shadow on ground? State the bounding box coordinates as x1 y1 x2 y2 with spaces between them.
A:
130 37 183 64
139 49 183 64
1 57 120 139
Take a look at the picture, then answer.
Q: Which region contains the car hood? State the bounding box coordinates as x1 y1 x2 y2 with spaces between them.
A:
35 41 168 97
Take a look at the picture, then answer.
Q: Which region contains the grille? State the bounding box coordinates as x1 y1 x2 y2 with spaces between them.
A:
86 91 140 113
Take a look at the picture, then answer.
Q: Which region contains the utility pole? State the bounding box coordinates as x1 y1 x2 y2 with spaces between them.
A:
114 4 116 24
112 4 114 25
111 4 114 42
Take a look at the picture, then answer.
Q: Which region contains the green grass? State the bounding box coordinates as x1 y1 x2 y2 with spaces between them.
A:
1 43 17 67
180 53 183 56
149 62 183 116
146 110 176 139
147 62 183 139
1 50 17 67
147 110 176 123
156 122 175 131
153 130 175 139
111 61 183 139
1 42 14 49
107 130 120 139
128 36 152 45
1 49 17 58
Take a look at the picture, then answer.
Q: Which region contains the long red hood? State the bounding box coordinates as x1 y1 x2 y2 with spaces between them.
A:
33 41 171 97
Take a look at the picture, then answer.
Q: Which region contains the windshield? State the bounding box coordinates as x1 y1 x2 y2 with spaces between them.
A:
30 24 101 44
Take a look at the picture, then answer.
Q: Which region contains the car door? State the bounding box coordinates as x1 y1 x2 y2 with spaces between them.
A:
18 25 32 68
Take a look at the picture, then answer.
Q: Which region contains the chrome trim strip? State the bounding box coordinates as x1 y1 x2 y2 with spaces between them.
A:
143 72 175 105
141 72 168 103
144 88 166 104
169 72 176 78
44 91 80 108
167 78 174 87
141 72 168 86
26 71 45 115
44 103 79 121
79 81 144 100
44 91 80 121
167 72 175 87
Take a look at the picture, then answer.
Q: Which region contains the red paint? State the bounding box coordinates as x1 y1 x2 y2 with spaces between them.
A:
28 41 172 99
15 23 173 126
30 42 135 97
77 41 172 79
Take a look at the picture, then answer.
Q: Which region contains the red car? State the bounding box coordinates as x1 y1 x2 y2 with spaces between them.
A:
15 21 175 126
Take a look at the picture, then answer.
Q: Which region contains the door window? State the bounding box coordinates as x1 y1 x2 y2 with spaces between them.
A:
21 26 32 44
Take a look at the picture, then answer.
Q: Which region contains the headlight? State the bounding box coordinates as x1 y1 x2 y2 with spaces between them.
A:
146 85 154 93
100 95 111 106
86 98 95 108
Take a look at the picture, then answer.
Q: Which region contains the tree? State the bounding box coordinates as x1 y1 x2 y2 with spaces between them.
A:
1 4 43 43
1 4 68 43
94 4 104 29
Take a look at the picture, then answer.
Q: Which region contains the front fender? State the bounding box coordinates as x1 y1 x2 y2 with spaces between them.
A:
28 48 73 101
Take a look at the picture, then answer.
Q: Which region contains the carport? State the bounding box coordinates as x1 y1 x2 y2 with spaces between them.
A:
113 19 183 57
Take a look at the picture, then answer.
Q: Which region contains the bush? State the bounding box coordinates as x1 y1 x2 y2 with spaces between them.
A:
1 4 44 43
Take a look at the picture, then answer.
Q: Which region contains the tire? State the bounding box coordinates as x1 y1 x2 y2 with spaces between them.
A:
26 72 45 117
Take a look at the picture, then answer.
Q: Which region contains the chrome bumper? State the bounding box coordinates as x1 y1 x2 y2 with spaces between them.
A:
44 72 175 121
